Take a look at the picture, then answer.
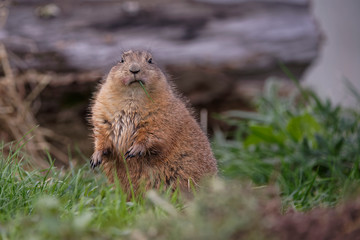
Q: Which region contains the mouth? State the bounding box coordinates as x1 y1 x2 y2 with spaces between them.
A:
129 79 145 85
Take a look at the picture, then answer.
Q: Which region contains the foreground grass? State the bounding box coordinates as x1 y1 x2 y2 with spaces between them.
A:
0 152 143 239
0 79 360 239
0 150 276 240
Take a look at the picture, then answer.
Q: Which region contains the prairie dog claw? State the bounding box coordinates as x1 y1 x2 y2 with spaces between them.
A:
124 143 146 160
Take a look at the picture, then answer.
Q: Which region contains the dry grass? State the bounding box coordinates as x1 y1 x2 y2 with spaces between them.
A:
0 2 68 167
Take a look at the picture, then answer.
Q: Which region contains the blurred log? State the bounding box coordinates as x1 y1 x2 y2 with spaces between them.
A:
2 0 320 107
4 0 319 71
3 0 320 108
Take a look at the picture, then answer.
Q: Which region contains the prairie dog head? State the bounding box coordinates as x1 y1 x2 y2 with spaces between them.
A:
105 50 169 94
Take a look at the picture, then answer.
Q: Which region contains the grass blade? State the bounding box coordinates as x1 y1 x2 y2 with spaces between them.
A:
138 81 154 103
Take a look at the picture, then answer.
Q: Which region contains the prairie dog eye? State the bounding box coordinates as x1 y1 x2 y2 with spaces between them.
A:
120 58 124 63
147 58 153 64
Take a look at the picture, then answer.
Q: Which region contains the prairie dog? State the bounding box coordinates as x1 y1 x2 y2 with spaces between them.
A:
90 50 217 194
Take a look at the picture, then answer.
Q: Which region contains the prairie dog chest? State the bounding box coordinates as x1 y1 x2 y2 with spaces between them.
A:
109 110 141 154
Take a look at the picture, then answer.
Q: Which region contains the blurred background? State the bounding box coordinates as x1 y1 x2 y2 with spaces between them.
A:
0 0 358 167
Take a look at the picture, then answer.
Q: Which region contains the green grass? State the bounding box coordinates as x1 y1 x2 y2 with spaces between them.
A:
214 79 360 210
0 143 182 239
1 79 360 239
0 144 150 239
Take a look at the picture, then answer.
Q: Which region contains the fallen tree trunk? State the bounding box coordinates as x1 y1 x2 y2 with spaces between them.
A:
4 0 319 71
2 0 320 107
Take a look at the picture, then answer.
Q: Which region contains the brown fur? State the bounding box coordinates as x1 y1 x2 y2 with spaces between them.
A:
90 50 217 195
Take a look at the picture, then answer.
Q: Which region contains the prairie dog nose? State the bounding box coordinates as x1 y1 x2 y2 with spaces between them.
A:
129 63 140 74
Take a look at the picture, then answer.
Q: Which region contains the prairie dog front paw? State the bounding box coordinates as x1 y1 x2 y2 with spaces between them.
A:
90 149 110 169
124 143 146 160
